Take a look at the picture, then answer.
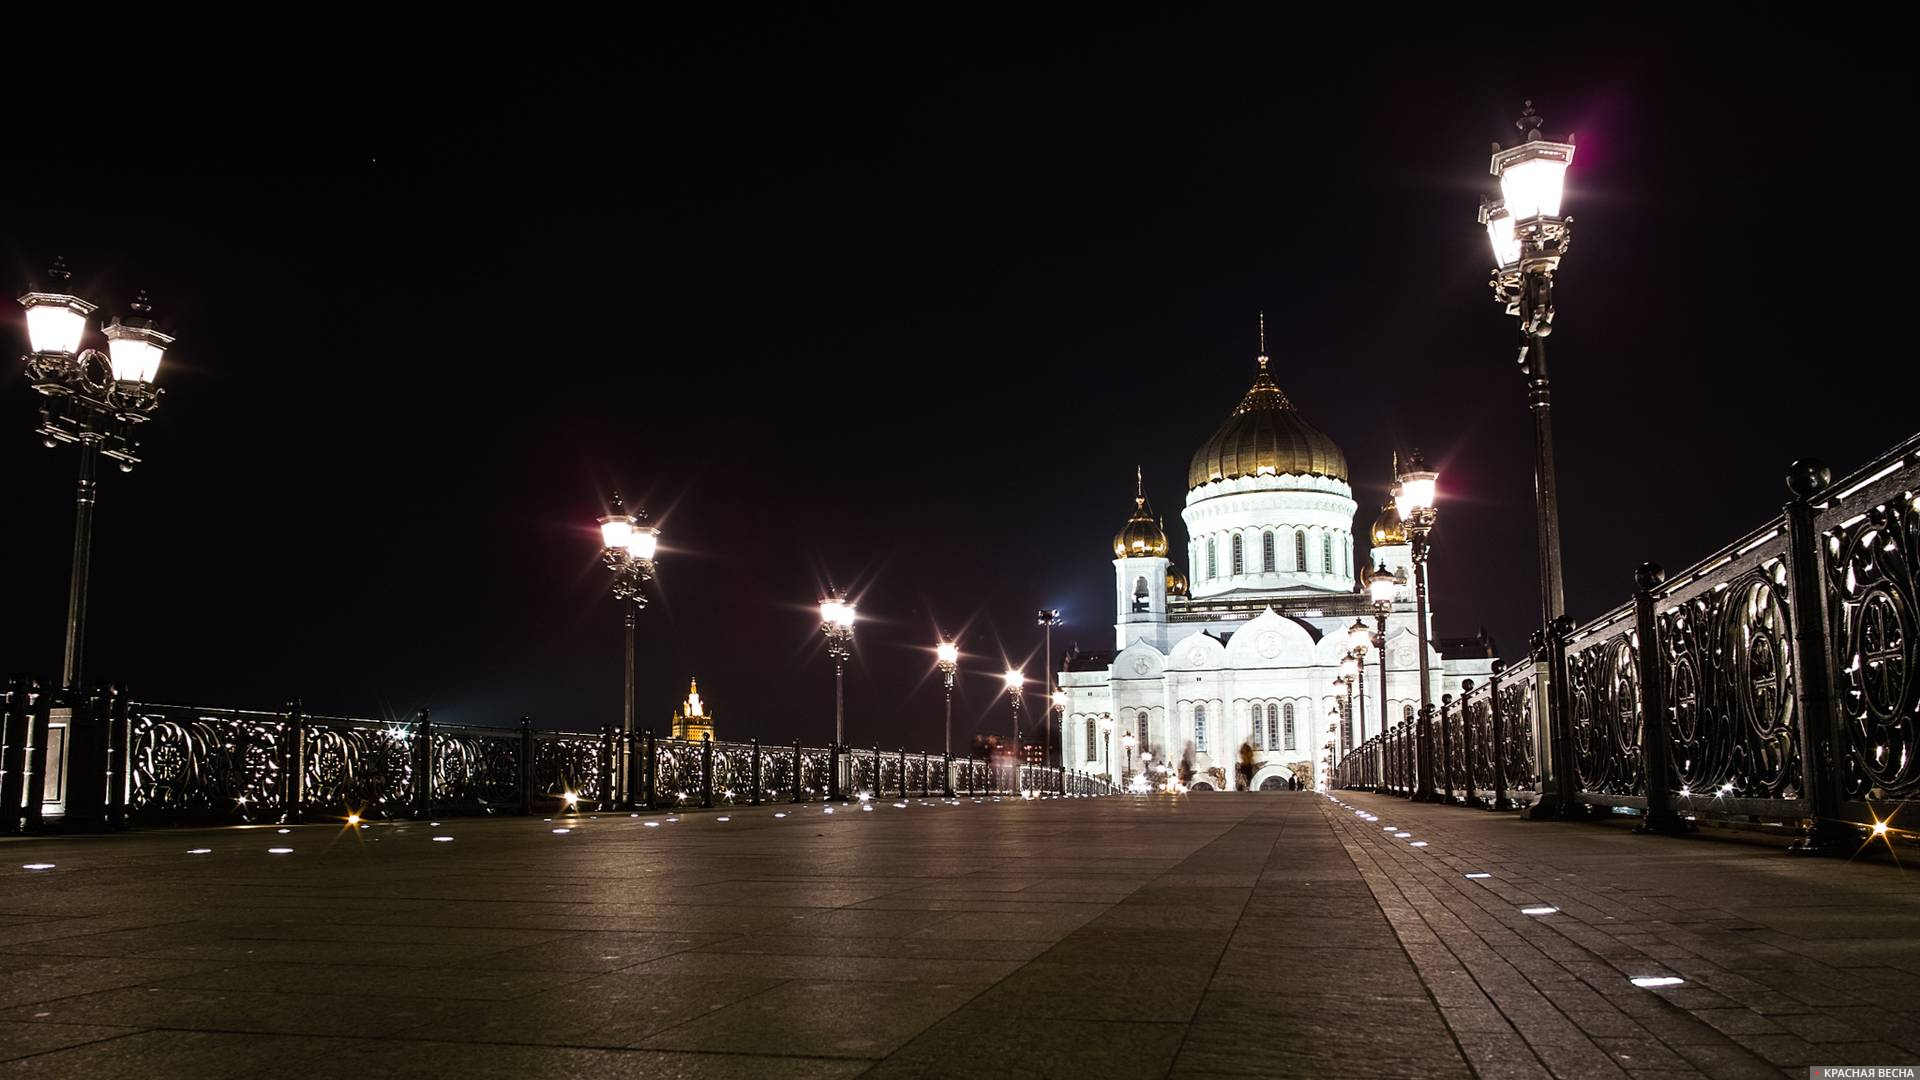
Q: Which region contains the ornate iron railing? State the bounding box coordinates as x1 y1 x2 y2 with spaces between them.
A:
1333 433 1920 848
2 686 1115 832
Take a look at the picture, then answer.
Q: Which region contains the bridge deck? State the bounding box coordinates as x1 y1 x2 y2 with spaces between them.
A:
1 792 1915 1078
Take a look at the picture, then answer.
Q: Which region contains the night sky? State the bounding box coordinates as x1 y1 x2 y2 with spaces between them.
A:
2 11 1911 751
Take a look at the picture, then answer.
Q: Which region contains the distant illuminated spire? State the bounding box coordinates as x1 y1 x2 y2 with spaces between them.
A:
1257 312 1269 370
1135 464 1144 507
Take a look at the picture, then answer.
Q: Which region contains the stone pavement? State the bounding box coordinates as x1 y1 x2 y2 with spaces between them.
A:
1 791 1916 1079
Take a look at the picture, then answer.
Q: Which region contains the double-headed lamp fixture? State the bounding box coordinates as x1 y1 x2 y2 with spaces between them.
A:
599 493 659 603
820 594 857 661
19 261 173 467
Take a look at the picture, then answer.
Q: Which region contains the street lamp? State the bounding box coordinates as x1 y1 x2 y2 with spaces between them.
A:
1347 618 1371 747
17 261 173 691
1121 730 1137 785
1397 450 1440 801
1481 101 1575 629
1369 562 1398 783
1002 666 1024 769
935 639 959 756
1036 609 1063 767
1098 713 1115 781
598 492 658 805
820 593 857 745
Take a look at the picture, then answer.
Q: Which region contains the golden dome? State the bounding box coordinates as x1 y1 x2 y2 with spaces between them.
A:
1187 349 1347 490
1112 467 1170 558
1371 500 1408 546
1166 564 1189 597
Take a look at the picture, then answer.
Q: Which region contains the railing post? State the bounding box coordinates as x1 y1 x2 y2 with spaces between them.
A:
1783 460 1849 853
1633 562 1691 835
518 716 535 814
1490 675 1511 811
942 752 952 797
1 677 29 834
415 707 434 820
600 725 616 806
1525 618 1582 820
284 697 306 826
1460 682 1478 807
24 687 51 833
829 744 841 801
792 737 803 803
1439 694 1455 804
898 747 907 798
872 743 881 798
751 738 762 805
700 733 713 808
644 729 658 809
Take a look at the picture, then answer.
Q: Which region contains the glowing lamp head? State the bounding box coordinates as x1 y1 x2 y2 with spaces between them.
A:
19 259 97 357
100 292 172 385
1395 451 1438 519
819 597 855 629
1339 656 1359 680
1121 731 1136 749
1051 689 1068 709
1479 199 1522 271
624 522 659 562
1368 563 1399 607
935 641 959 667
1003 667 1024 692
1348 619 1372 652
1098 713 1114 733
599 493 635 551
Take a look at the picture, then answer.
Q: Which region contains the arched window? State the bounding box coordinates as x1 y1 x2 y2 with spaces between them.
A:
1294 530 1306 572
1283 703 1296 749
1342 539 1351 577
1266 703 1279 749
1207 539 1218 579
1132 576 1149 612
1137 713 1149 748
1262 531 1275 572
1230 534 1243 575
1194 705 1208 753
1086 720 1097 759
1322 533 1333 574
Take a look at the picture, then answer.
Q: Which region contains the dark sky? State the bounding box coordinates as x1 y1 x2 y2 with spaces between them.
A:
2 10 1912 750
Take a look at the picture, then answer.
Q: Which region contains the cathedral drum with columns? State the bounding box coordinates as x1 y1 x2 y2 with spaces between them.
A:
1058 331 1495 791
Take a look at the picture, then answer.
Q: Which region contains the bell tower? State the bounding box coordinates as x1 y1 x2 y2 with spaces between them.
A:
1113 467 1171 650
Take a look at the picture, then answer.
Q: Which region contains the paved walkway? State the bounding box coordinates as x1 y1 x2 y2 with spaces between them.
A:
1 792 1915 1078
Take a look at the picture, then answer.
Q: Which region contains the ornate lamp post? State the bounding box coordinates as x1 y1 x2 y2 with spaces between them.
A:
1002 666 1024 771
1397 451 1440 801
1097 712 1114 781
1347 619 1372 746
1334 658 1358 764
1480 101 1575 629
1036 609 1063 766
18 262 173 691
819 594 857 745
935 639 959 756
1049 689 1067 773
1369 562 1398 786
598 494 658 805
1121 730 1137 785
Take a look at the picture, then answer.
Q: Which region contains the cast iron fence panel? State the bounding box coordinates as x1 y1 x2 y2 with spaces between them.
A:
1499 664 1538 794
429 727 521 813
652 739 698 805
880 753 902 796
760 745 794 803
533 733 607 803
1653 526 1804 810
1464 685 1494 801
712 741 748 803
303 719 415 819
1817 437 1920 808
126 706 288 823
1563 606 1643 801
798 749 832 799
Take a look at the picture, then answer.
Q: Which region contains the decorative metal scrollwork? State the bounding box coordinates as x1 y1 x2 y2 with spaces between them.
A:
128 709 285 822
432 732 521 811
1658 559 1801 801
1565 631 1643 796
534 735 606 802
1826 496 1920 799
1499 670 1537 791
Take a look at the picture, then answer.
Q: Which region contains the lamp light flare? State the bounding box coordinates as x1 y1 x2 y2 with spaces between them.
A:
22 863 55 871
551 828 571 834
267 848 293 855
1480 199 1522 270
599 516 633 550
1003 667 1024 691
1873 820 1890 836
432 836 453 842
188 848 212 855
20 293 95 355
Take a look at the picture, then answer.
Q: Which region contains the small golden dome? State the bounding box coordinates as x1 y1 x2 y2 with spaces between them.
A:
1112 467 1169 558
1371 499 1408 546
1166 564 1189 597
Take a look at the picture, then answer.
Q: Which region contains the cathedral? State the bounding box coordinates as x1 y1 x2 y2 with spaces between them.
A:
1058 330 1495 790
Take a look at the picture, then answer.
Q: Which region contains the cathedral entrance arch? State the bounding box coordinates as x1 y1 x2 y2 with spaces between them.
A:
1251 765 1291 791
